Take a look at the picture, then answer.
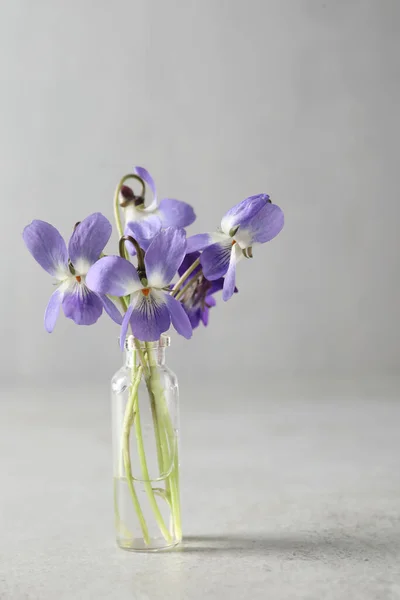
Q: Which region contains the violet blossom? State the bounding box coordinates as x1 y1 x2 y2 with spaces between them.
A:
121 167 196 253
23 213 122 331
86 227 192 345
177 252 231 329
187 194 284 302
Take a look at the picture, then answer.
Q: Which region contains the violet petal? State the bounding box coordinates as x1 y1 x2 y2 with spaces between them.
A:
145 227 187 288
185 306 201 329
186 232 228 253
164 293 192 339
124 217 162 254
86 256 141 296
62 284 103 326
205 294 217 308
68 213 112 274
208 278 224 295
178 251 201 277
158 198 196 228
222 245 240 302
129 290 171 341
44 288 63 332
23 220 68 278
120 302 135 349
98 294 123 325
200 240 232 280
201 306 210 327
134 166 158 211
236 202 284 246
221 194 269 236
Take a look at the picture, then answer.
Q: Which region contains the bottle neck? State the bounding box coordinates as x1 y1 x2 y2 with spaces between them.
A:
124 346 166 368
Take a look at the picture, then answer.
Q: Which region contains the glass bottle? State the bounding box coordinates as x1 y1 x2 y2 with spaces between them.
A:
111 335 181 551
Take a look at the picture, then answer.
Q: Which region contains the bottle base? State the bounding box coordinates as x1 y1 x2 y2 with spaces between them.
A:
117 537 182 552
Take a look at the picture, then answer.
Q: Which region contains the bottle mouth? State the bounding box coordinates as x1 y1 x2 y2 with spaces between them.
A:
123 334 171 351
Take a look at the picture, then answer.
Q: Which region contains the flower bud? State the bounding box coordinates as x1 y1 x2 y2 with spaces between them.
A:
119 185 145 208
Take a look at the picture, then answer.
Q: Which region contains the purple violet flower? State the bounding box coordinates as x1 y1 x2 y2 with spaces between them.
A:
177 252 230 329
122 167 196 253
187 194 284 302
23 213 122 331
86 227 192 345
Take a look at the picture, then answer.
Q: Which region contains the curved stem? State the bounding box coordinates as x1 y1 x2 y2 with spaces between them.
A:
113 181 125 240
121 364 150 545
152 488 172 509
113 173 145 239
119 235 140 261
119 235 145 274
171 258 201 296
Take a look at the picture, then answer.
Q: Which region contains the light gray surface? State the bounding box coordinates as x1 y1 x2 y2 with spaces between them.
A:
2 377 400 599
2 0 400 383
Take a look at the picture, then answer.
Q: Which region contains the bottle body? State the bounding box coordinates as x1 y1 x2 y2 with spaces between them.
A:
111 337 181 551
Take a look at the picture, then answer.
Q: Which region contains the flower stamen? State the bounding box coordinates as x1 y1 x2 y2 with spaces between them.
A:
142 288 150 297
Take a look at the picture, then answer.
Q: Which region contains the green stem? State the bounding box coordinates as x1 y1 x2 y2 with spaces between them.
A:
114 479 133 539
113 181 124 240
115 295 129 313
123 338 181 542
133 384 172 543
113 173 145 239
145 344 182 539
142 344 169 491
121 364 150 545
171 257 201 296
175 275 198 301
133 339 149 375
162 412 182 539
141 349 171 507
148 383 165 475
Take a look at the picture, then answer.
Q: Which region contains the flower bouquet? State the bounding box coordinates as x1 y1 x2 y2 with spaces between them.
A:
23 166 284 551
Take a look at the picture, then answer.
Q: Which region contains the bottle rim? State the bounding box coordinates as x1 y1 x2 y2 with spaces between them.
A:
123 334 171 351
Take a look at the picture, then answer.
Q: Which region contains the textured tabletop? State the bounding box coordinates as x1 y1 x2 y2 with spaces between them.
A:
1 377 400 599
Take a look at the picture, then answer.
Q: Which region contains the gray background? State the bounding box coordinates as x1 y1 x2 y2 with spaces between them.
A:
1 2 400 599
2 0 399 383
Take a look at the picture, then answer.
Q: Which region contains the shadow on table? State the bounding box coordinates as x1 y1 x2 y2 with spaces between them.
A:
176 533 400 559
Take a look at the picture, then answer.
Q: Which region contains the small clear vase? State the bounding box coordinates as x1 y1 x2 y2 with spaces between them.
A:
111 335 181 551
